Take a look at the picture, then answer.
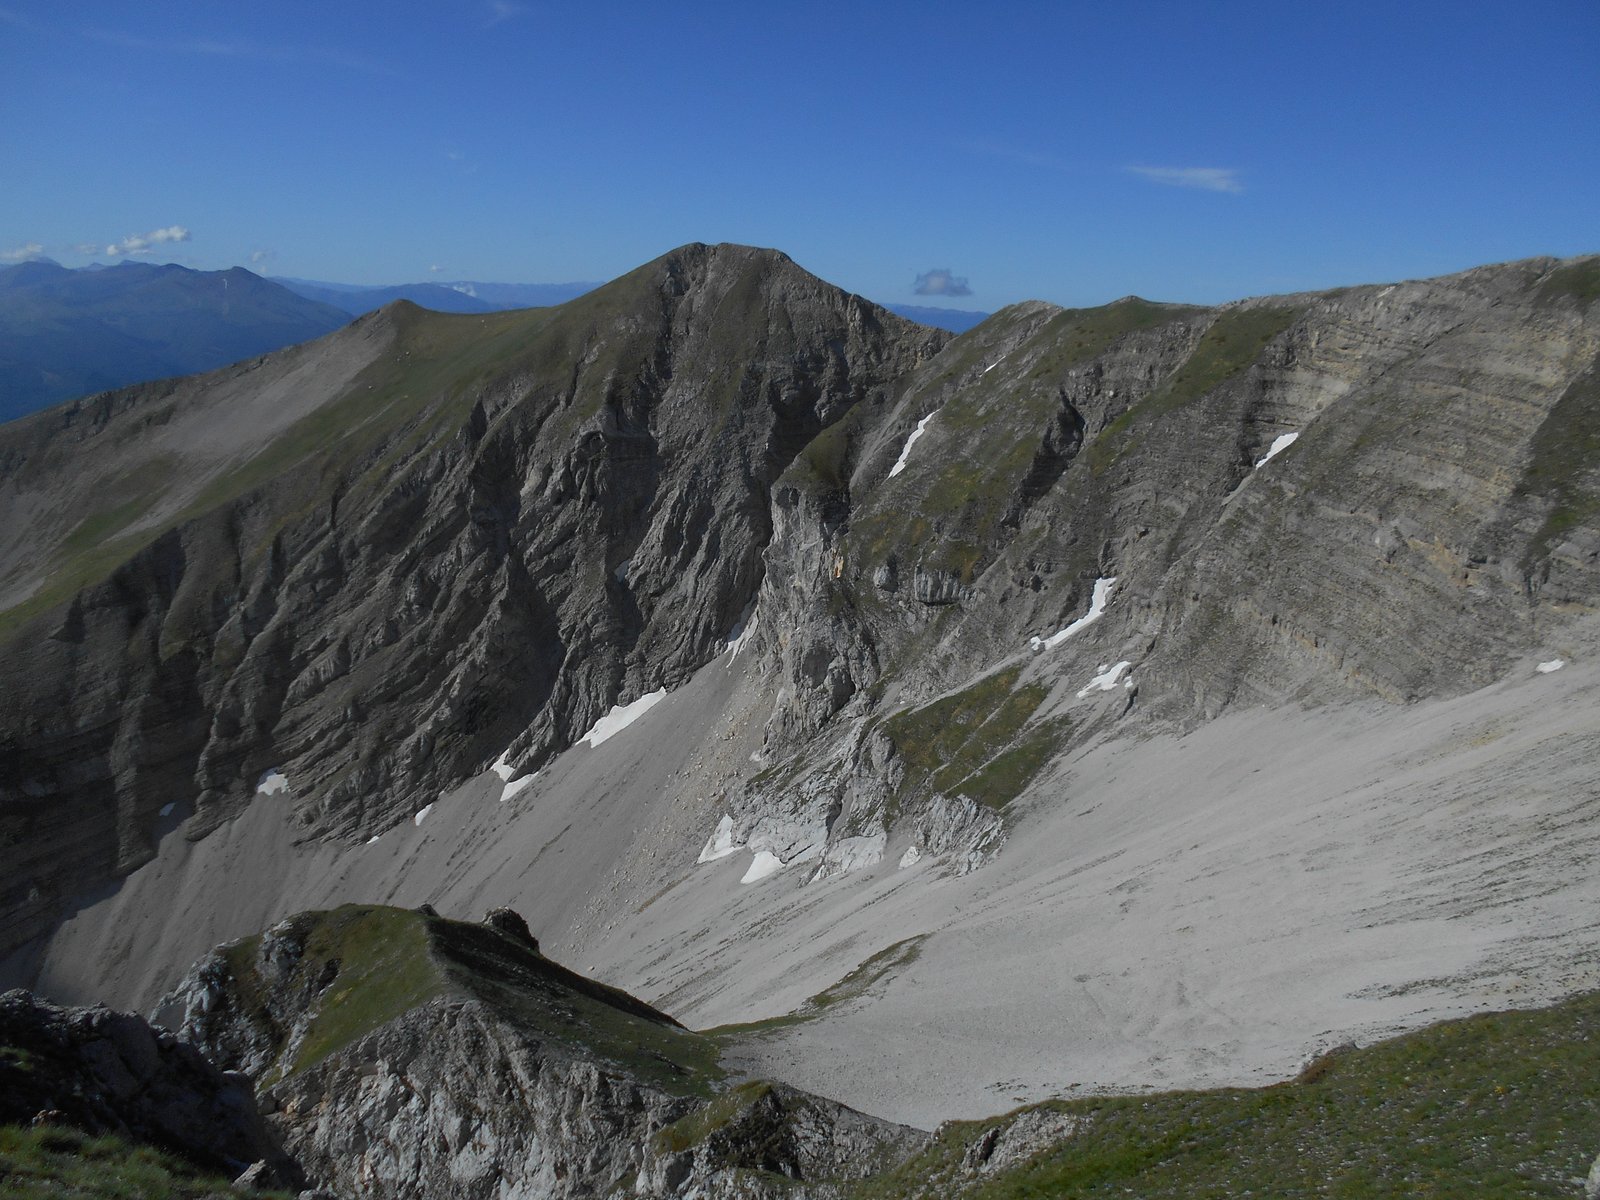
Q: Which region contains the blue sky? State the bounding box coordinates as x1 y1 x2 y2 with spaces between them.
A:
2 1 1595 308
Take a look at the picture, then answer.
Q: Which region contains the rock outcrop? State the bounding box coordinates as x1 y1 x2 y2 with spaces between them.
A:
0 987 303 1190
156 903 926 1199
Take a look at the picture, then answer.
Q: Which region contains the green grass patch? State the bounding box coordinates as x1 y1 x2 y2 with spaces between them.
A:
1089 305 1301 474
653 1081 777 1153
851 990 1600 1199
706 935 930 1040
1516 355 1600 568
882 667 1053 812
1533 258 1600 308
0 1123 294 1199
286 905 445 1077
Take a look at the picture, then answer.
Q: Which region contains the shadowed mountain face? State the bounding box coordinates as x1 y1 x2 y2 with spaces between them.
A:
0 243 1596 1119
0 260 351 422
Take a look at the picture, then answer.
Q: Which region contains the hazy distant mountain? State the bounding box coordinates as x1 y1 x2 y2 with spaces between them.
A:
0 260 350 423
273 277 602 316
884 303 991 333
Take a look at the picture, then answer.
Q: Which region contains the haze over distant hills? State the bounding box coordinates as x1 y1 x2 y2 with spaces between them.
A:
270 276 604 317
0 260 350 422
0 259 990 427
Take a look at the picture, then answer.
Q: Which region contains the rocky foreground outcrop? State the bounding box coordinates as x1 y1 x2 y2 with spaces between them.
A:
155 904 925 1199
0 987 304 1190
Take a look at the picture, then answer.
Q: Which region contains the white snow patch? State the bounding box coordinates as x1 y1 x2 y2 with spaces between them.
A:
1537 659 1567 674
256 769 289 796
582 688 668 747
413 802 435 826
159 802 175 818
887 412 936 479
500 772 539 802
898 845 922 869
1254 431 1300 469
741 850 786 884
982 353 1009 375
490 750 517 782
725 605 759 665
1077 660 1133 697
1042 577 1117 649
366 834 381 845
698 814 743 863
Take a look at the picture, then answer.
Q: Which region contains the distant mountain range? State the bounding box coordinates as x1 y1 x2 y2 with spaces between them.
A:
270 277 604 317
0 260 350 423
0 259 992 426
882 304 991 333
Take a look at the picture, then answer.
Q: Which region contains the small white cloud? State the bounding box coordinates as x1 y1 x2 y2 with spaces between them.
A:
1128 166 1243 194
250 249 273 264
429 263 444 273
1 241 45 262
485 0 525 25
914 267 973 297
105 224 192 257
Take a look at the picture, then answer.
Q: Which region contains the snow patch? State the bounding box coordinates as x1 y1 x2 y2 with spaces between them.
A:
698 814 743 863
614 560 631 584
256 770 289 796
1254 431 1300 469
1537 659 1566 674
413 802 435 826
159 802 175 818
1077 661 1133 697
1042 577 1117 649
582 688 668 747
741 850 786 884
982 353 1009 375
500 772 539 802
725 604 759 665
490 751 517 782
899 845 923 869
366 834 381 845
887 412 936 479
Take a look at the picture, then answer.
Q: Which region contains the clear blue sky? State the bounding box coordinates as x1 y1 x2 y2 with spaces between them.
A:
3 1 1595 308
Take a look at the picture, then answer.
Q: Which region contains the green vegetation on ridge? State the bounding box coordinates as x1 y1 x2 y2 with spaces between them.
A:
0 1123 296 1200
851 990 1600 1199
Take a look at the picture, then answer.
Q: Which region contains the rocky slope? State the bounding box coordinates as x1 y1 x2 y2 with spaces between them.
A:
0 242 945 956
0 244 1596 1138
156 903 923 1199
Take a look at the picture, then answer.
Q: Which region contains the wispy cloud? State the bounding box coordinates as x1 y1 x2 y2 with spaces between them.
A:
105 225 191 257
914 268 973 298
2 241 45 262
250 249 274 265
485 0 525 26
1127 166 1243 194
82 26 395 75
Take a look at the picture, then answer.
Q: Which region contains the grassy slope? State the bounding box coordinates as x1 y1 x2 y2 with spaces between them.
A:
0 1124 297 1200
222 904 727 1099
853 990 1600 1199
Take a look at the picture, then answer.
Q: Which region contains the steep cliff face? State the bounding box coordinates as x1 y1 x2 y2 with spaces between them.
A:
157 904 924 1199
720 257 1600 877
0 243 945 957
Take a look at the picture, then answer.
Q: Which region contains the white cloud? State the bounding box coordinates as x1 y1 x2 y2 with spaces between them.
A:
1127 166 1243 194
250 249 273 264
914 267 973 297
429 264 444 273
105 225 191 256
1 241 45 262
485 0 525 25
